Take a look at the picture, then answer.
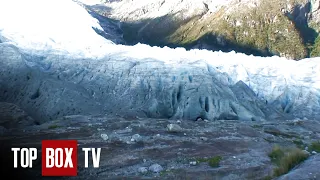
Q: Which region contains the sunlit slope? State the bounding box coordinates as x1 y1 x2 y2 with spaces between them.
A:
102 0 320 59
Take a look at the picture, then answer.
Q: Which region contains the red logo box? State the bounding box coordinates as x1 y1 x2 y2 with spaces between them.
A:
42 140 78 176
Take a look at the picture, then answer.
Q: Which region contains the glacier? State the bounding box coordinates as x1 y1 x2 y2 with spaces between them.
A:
0 0 319 123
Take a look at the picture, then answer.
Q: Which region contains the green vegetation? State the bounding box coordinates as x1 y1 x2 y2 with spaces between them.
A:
120 0 319 60
273 149 309 176
268 145 285 164
211 0 307 59
167 0 310 59
308 141 320 152
291 139 320 153
264 129 299 138
252 124 263 129
196 156 222 168
292 139 305 149
208 156 223 167
262 175 273 180
48 124 60 129
268 145 309 178
159 169 180 177
311 35 320 57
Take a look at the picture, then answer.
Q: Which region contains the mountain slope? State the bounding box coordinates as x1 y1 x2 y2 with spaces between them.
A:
99 0 320 59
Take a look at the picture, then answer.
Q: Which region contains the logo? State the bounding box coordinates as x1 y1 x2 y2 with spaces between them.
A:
11 148 37 168
42 140 78 176
11 140 101 176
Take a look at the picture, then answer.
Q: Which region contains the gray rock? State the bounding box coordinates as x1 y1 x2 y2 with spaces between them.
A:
82 4 125 44
0 126 7 135
311 0 320 12
100 134 109 141
138 167 148 174
148 163 164 173
302 150 310 155
312 151 317 154
196 117 203 121
167 124 183 133
263 125 281 135
1 115 320 179
0 102 36 129
131 134 142 142
200 137 208 141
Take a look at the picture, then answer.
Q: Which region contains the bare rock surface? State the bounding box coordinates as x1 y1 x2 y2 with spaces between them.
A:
1 111 320 179
0 102 36 128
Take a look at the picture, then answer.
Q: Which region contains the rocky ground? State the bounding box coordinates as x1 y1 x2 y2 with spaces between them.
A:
1 102 320 180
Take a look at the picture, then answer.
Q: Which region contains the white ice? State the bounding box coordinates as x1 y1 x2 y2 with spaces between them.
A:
0 0 114 58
